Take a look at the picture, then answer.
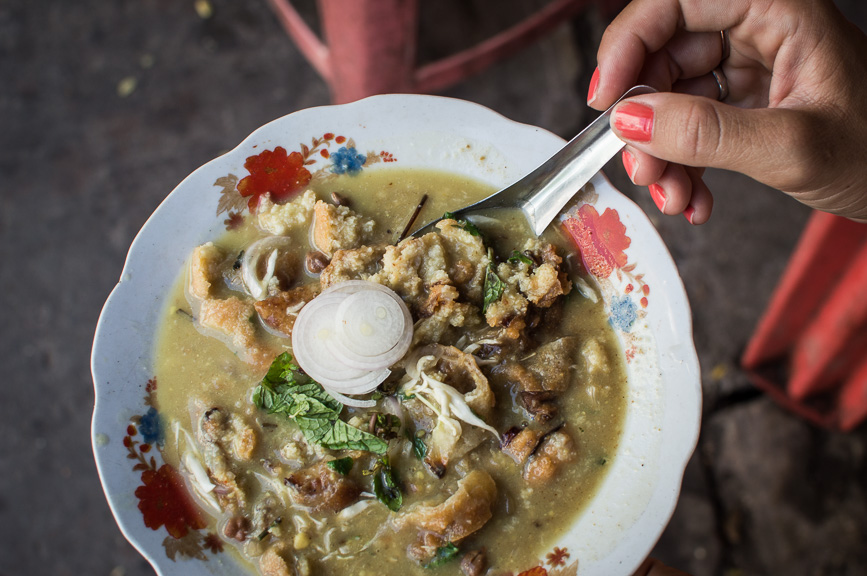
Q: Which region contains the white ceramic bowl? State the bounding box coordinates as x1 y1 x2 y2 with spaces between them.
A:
92 94 701 576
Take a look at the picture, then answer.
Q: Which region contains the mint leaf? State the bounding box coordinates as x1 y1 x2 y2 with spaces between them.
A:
405 429 427 461
508 250 534 265
482 263 505 313
314 419 388 453
442 211 481 236
424 543 460 568
372 456 402 511
252 354 387 455
327 457 354 476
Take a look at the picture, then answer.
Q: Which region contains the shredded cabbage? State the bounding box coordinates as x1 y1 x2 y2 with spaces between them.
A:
400 355 499 439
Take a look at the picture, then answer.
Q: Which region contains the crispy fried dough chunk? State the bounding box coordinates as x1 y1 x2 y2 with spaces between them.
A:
319 245 385 288
189 242 227 300
198 296 271 368
419 344 496 418
502 427 545 464
414 284 479 345
199 407 258 461
516 240 572 307
284 461 361 513
524 430 576 485
259 543 294 576
393 470 497 562
435 219 489 303
196 407 252 512
311 200 375 257
484 268 529 338
257 189 316 235
369 233 451 306
254 283 321 337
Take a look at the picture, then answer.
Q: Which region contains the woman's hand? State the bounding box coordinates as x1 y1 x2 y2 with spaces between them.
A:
589 0 867 224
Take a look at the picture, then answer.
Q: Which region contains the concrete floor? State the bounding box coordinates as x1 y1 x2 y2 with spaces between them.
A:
2 1 866 575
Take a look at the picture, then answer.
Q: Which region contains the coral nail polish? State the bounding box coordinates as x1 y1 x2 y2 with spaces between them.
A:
587 67 600 105
613 102 653 142
649 183 667 212
622 149 638 182
683 205 696 224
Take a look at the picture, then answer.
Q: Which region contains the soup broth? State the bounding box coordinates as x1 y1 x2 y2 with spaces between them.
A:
154 169 627 575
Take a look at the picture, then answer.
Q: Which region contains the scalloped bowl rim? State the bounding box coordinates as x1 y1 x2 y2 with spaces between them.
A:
92 94 701 576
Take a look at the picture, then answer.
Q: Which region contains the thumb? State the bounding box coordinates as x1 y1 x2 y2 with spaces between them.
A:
609 92 816 192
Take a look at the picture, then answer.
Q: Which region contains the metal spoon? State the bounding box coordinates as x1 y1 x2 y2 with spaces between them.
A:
411 85 657 237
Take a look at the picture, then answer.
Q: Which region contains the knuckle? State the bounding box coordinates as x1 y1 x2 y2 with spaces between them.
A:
676 99 723 164
774 114 824 190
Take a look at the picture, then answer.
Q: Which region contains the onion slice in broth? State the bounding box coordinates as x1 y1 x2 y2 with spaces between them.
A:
292 281 412 397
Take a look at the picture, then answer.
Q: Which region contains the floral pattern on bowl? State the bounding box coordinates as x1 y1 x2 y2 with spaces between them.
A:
92 94 701 576
215 132 396 230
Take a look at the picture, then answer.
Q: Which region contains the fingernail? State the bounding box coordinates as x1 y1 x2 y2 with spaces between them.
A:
613 102 653 142
683 204 696 224
587 67 600 105
649 183 667 212
622 149 638 182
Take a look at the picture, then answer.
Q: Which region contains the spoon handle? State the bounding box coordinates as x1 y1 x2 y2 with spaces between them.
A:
516 84 657 235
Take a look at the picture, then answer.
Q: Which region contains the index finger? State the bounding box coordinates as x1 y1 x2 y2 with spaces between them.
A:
590 0 752 109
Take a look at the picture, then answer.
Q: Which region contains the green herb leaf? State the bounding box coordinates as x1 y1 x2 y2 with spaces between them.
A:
327 457 354 476
372 456 402 511
482 264 505 313
441 211 481 236
372 413 402 440
396 391 416 401
461 220 481 236
252 353 387 454
508 250 534 265
424 543 460 568
314 419 389 453
406 430 427 461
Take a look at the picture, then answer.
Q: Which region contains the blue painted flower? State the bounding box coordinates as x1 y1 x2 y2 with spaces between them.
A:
609 293 637 332
330 146 367 175
139 407 164 445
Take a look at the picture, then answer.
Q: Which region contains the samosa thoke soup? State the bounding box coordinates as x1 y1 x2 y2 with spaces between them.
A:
154 169 627 576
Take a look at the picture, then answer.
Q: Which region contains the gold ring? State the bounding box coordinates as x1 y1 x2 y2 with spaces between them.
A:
712 66 729 101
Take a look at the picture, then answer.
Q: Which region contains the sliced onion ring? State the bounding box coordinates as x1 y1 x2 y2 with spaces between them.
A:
325 389 378 408
292 289 391 395
292 280 413 398
326 292 412 369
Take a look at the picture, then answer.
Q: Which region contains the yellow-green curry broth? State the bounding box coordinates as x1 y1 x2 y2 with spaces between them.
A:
154 168 627 575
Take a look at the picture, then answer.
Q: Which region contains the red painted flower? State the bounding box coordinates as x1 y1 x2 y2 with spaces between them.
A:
135 464 206 539
546 547 570 566
203 532 225 554
562 204 631 278
224 211 244 230
518 567 548 576
237 146 311 212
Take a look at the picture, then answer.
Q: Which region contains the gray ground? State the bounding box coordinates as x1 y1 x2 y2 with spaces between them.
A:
2 1 866 575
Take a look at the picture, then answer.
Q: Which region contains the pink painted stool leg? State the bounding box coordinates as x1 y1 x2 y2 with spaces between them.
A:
318 0 419 103
788 241 867 400
742 211 867 370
